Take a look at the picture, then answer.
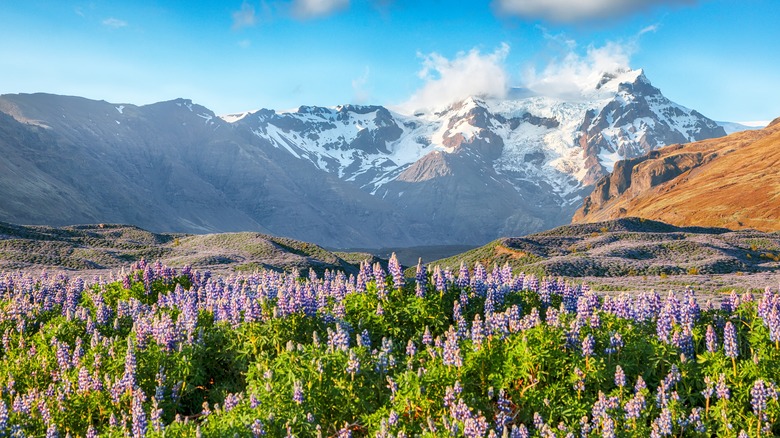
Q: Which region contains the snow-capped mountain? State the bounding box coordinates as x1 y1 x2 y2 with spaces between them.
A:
0 69 727 247
221 68 725 236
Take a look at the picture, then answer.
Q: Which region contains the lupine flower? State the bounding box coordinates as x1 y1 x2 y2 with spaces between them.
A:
723 322 738 358
293 380 304 405
415 258 427 298
251 419 266 437
388 253 404 289
131 389 147 438
614 365 626 388
705 324 718 353
751 379 769 417
346 350 360 376
581 334 595 358
510 424 529 438
442 327 462 367
716 374 730 400
496 389 512 429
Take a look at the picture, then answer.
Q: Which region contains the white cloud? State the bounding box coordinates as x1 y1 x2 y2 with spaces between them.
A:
232 1 257 29
523 41 634 99
494 0 695 23
292 0 349 19
102 17 128 28
639 24 660 35
352 67 370 104
400 44 510 113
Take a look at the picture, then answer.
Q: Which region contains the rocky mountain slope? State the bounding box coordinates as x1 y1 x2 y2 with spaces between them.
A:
430 218 780 277
0 221 374 273
0 69 726 247
573 118 780 231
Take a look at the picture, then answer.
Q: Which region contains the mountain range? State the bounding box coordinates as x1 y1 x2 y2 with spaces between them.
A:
0 69 727 248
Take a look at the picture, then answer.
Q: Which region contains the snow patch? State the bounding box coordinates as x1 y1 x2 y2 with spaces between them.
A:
115 105 124 114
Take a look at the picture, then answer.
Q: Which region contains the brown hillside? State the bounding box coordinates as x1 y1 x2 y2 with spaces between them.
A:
573 118 780 231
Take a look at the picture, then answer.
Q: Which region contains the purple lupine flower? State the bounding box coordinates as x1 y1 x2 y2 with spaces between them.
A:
85 425 98 438
150 398 163 432
581 334 595 358
723 321 738 358
406 339 417 358
624 392 646 421
293 381 304 405
434 265 446 292
346 350 360 376
702 376 714 400
652 408 673 437
533 412 545 430
251 419 266 437
442 327 462 367
751 379 769 416
422 326 432 345
357 329 371 349
415 258 427 297
46 424 59 438
705 325 718 353
457 261 470 288
388 410 399 426
716 374 730 400
471 314 485 350
0 400 7 431
656 310 673 343
131 389 147 438
615 366 626 388
605 332 623 355
388 253 404 289
338 423 352 438
496 389 512 429
510 424 529 438
688 408 705 433
251 419 265 438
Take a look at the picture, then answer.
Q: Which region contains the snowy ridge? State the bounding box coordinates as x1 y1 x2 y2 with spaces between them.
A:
229 68 725 205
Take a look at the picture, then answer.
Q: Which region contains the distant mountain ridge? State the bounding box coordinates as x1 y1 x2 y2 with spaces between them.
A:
573 118 780 231
0 69 727 248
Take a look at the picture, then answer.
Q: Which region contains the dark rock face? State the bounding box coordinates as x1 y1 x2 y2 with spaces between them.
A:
573 145 714 221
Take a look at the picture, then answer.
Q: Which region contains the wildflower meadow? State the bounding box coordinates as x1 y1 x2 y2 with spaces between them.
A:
1 256 779 437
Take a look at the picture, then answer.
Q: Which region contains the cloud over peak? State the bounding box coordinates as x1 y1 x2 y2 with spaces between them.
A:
400 44 510 113
494 0 696 23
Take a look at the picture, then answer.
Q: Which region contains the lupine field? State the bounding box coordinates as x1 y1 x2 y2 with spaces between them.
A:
1 256 780 437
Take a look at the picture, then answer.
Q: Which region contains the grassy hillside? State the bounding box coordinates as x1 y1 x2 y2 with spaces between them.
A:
0 221 377 274
426 218 780 277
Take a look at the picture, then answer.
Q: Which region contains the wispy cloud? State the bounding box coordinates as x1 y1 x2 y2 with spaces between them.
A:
352 67 371 104
102 17 128 28
238 39 252 48
232 1 257 29
400 43 510 113
639 24 660 35
292 0 349 19
494 0 696 23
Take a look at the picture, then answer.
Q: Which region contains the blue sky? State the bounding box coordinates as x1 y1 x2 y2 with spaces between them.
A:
1 0 778 122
